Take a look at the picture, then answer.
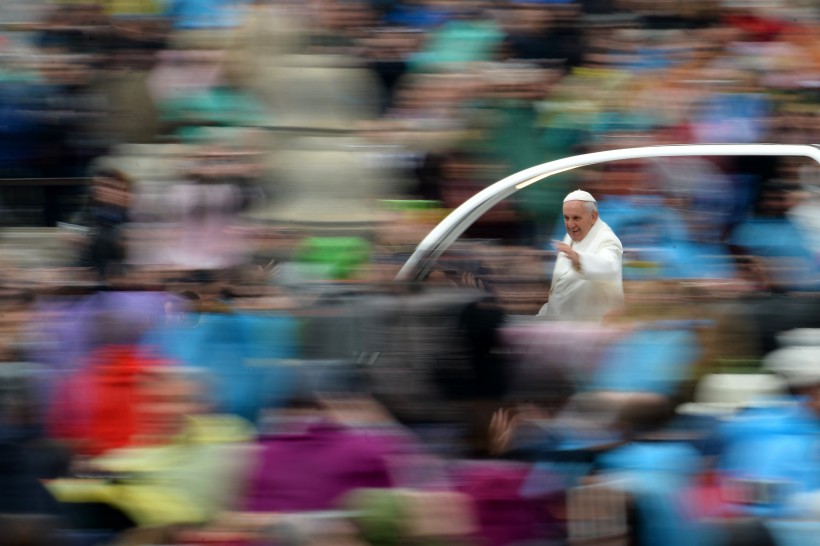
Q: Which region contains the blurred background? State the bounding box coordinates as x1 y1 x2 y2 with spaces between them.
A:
0 0 817 544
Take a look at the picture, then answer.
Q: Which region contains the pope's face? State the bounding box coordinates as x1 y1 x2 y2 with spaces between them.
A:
563 200 598 242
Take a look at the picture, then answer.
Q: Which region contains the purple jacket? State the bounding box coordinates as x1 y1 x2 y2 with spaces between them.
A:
244 421 396 513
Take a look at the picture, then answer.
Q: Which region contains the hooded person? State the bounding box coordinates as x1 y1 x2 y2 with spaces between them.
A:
538 190 624 322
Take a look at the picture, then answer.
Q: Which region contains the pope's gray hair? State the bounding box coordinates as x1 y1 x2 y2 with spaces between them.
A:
583 200 598 214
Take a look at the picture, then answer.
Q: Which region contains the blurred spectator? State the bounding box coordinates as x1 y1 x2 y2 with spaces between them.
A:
48 367 258 533
32 3 112 55
45 308 172 457
68 168 133 280
586 398 719 546
500 1 583 68
244 393 399 513
729 179 820 292
406 2 504 71
29 53 102 179
130 141 257 274
140 300 301 424
359 26 425 113
587 321 703 398
689 71 771 145
713 342 820 520
0 56 59 178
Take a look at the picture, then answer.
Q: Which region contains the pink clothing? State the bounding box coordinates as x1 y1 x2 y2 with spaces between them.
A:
130 182 248 270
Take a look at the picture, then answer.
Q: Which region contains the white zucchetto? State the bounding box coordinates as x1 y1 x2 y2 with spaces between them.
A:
563 190 597 203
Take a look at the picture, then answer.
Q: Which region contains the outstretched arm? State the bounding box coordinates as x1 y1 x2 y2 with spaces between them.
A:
554 241 622 281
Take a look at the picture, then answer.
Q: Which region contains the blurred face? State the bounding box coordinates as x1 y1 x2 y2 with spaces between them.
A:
563 200 598 242
137 374 207 440
92 176 130 208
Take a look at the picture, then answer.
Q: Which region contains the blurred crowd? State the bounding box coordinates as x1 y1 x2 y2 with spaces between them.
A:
0 0 817 544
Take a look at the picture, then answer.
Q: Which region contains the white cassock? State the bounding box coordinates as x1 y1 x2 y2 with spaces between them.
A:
538 218 624 322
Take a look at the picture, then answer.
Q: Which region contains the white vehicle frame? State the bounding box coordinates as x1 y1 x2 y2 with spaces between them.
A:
396 144 820 282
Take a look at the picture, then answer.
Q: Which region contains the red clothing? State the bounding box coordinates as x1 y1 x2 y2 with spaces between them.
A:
47 345 169 456
722 14 788 41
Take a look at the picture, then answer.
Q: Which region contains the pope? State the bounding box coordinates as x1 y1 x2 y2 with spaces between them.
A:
538 190 624 322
